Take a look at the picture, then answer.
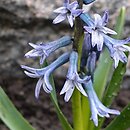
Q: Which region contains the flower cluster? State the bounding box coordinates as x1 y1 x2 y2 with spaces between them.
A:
21 0 130 127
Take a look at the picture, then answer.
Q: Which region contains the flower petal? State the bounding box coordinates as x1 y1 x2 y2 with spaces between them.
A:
97 33 104 51
60 80 73 94
21 65 36 73
64 0 69 7
91 30 99 47
24 71 39 78
68 1 78 10
84 26 93 33
104 34 130 45
42 82 51 93
28 42 39 49
116 44 130 52
35 77 43 98
44 71 53 93
53 7 67 14
53 14 66 24
103 27 117 35
90 99 98 126
92 87 120 116
25 49 41 58
71 9 82 17
75 82 87 97
40 55 46 65
118 51 127 63
21 65 46 76
94 14 102 27
67 14 74 27
101 10 109 26
64 86 74 102
113 54 120 68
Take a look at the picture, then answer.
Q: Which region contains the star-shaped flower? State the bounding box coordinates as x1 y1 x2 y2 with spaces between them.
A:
83 80 120 126
25 36 72 64
84 11 117 51
104 35 130 68
80 11 130 67
21 52 70 98
53 0 82 27
60 51 90 102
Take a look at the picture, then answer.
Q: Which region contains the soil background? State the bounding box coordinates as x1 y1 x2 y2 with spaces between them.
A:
0 0 130 130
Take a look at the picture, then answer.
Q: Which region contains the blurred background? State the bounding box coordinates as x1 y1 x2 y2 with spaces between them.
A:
0 0 130 130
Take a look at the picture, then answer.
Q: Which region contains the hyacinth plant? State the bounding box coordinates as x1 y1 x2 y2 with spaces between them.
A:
0 0 130 130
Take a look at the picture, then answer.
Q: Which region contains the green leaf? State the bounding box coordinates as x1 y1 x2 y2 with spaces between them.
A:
50 75 73 130
105 103 130 130
113 6 126 38
93 49 113 100
103 62 126 106
0 87 35 130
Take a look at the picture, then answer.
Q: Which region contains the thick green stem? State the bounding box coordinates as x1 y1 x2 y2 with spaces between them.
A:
72 0 84 130
81 96 90 130
72 89 83 130
73 0 84 69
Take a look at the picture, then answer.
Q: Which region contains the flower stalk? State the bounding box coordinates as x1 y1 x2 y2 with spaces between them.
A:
72 0 84 130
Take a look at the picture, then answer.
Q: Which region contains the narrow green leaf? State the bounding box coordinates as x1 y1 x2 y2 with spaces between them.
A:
0 87 35 130
105 103 130 130
50 75 58 104
50 75 73 130
103 62 126 106
94 49 112 99
114 6 126 38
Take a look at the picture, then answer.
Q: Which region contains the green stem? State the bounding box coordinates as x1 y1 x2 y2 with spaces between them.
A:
72 0 84 130
81 96 90 130
72 89 83 130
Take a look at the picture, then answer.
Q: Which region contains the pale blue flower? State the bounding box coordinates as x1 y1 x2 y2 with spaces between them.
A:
80 11 130 67
83 80 120 126
104 35 130 68
25 36 72 64
21 52 70 99
83 11 117 51
53 0 82 27
60 51 90 102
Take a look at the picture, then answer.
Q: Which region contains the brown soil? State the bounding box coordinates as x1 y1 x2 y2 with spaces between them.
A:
0 78 130 130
